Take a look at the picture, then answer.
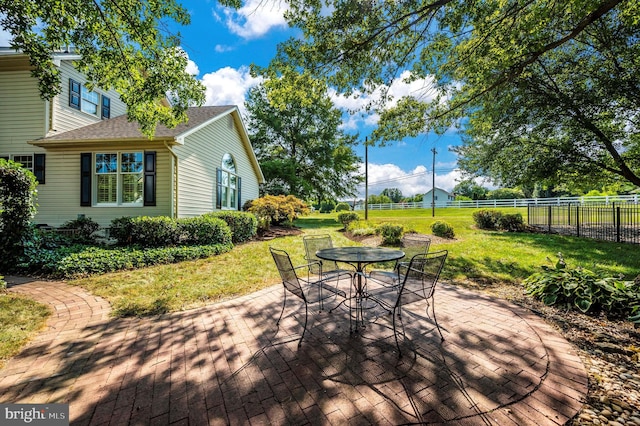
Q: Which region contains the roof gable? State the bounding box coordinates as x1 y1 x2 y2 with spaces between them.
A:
33 106 237 144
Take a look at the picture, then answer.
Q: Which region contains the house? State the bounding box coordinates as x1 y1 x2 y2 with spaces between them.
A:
0 48 264 227
422 187 455 208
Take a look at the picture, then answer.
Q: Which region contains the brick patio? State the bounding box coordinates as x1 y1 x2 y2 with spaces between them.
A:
1 276 587 425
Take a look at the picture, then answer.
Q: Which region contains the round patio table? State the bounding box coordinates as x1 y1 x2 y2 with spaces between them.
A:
316 246 405 331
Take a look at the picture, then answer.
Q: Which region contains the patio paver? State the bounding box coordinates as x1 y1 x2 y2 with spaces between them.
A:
1 276 587 425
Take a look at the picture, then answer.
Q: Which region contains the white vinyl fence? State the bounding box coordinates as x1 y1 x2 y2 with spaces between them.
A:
354 195 640 211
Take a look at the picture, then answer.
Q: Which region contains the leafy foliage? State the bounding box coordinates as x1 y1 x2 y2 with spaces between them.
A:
473 210 525 232
128 216 181 248
19 244 232 278
263 0 640 188
376 223 403 245
60 217 101 244
247 195 310 229
453 180 488 200
431 221 455 239
497 214 525 232
318 200 336 213
245 69 362 200
335 202 351 212
177 216 232 246
487 188 525 200
524 254 640 323
473 210 504 230
381 188 403 203
0 159 38 271
0 0 205 137
337 212 359 230
203 211 257 243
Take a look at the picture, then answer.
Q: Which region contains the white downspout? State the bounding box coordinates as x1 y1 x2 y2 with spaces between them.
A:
164 141 179 219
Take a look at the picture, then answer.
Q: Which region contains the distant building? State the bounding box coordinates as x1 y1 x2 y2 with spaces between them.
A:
422 188 455 208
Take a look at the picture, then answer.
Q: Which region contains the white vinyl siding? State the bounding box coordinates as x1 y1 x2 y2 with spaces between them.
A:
173 113 260 217
50 61 126 135
0 70 47 150
33 147 172 227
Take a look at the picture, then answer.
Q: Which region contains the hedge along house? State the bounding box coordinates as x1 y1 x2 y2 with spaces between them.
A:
0 48 264 227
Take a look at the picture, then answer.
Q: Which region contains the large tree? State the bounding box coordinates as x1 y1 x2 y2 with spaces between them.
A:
253 0 640 189
1 0 205 137
245 69 362 201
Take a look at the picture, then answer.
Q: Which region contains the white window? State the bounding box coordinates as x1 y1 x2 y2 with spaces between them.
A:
95 152 143 205
69 79 111 118
220 153 238 209
81 87 100 115
12 154 33 171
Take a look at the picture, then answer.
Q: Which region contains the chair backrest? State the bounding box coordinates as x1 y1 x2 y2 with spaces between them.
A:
303 234 339 275
398 250 448 302
270 247 305 301
402 234 431 256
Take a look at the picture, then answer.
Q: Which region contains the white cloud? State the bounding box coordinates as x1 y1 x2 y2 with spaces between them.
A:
214 44 235 53
331 71 439 130
355 163 463 199
186 59 199 76
220 0 289 39
200 66 263 115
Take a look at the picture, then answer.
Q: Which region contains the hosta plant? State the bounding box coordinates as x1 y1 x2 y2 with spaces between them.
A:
524 253 640 324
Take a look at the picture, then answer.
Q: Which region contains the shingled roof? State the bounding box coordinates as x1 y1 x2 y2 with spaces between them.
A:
34 105 236 143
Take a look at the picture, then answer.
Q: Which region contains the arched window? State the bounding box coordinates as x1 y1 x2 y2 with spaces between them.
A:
218 154 239 209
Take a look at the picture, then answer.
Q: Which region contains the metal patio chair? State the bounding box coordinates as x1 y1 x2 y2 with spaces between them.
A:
270 246 347 347
368 234 431 288
303 234 353 304
369 250 448 357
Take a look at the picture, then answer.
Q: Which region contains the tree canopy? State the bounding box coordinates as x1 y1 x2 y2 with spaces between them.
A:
380 188 403 203
0 0 205 137
245 69 362 201
260 0 640 189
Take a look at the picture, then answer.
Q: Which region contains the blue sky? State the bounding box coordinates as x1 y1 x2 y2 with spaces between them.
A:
1 0 474 198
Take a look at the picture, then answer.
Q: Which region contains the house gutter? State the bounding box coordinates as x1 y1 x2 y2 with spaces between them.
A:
164 141 179 219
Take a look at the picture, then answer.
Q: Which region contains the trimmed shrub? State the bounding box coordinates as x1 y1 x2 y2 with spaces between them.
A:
337 212 359 229
431 221 455 238
109 216 135 245
204 211 257 243
0 159 38 270
60 217 100 243
335 202 351 212
247 195 310 229
129 216 181 247
177 216 232 246
376 223 403 245
319 200 337 213
497 213 525 232
472 209 503 230
20 243 233 278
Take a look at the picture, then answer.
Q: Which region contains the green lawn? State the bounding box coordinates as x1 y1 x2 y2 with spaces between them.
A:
68 208 640 317
0 294 51 369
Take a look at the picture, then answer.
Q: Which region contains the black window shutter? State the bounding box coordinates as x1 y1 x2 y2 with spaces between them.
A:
236 177 242 210
34 153 46 184
69 79 81 110
216 168 222 209
144 151 156 206
80 153 92 206
101 96 111 119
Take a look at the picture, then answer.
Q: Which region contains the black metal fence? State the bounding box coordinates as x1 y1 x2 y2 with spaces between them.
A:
528 204 640 244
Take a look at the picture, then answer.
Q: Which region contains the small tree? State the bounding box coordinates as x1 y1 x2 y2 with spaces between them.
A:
0 159 38 270
248 195 310 230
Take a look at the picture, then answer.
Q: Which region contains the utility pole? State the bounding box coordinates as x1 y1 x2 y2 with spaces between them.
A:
365 136 369 220
431 148 437 218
